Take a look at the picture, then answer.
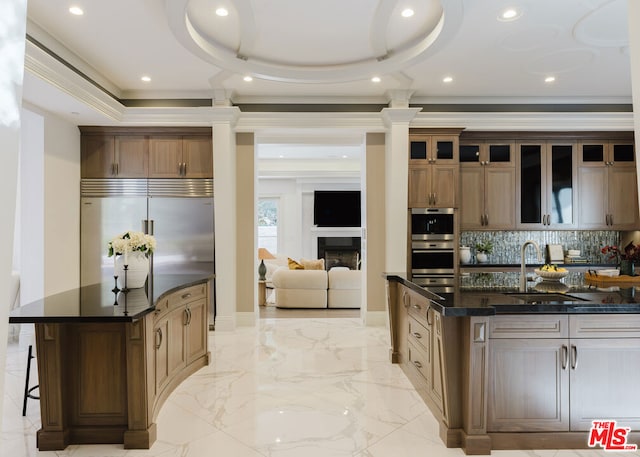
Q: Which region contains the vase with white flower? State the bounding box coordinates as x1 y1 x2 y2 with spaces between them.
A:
108 231 156 289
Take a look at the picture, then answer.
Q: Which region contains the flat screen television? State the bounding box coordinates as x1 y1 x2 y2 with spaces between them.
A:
313 191 361 227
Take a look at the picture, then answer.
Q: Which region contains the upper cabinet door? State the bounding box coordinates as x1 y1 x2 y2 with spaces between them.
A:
81 136 115 178
149 137 183 178
115 136 148 178
517 142 576 229
182 137 213 178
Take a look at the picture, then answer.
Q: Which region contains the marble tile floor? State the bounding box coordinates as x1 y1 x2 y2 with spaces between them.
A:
2 319 636 457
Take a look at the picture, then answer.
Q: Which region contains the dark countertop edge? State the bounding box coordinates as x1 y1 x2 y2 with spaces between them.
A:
8 274 213 324
460 263 612 269
383 273 640 317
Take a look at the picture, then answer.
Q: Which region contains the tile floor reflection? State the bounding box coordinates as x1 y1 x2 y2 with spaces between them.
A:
2 318 635 456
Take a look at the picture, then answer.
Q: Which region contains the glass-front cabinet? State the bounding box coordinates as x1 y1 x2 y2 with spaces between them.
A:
517 142 577 229
578 140 638 229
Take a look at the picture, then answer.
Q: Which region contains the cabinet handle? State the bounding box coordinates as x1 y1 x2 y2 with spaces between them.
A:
182 292 192 300
561 344 568 369
413 360 423 369
485 214 489 226
155 328 163 349
609 214 613 226
402 292 410 309
187 308 192 325
571 344 578 370
413 304 421 310
183 308 190 325
427 308 433 325
432 193 437 205
412 332 422 339
182 162 187 176
116 163 119 175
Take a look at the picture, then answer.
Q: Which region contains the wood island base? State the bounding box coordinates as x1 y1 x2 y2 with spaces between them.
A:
32 281 210 451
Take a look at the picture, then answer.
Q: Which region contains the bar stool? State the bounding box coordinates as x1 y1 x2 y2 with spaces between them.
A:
22 345 39 416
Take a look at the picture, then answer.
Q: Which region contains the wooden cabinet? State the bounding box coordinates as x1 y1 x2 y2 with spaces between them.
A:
81 135 148 178
460 142 516 229
488 314 640 433
517 142 577 229
408 131 460 208
152 282 209 405
149 136 213 178
80 127 213 179
578 141 638 229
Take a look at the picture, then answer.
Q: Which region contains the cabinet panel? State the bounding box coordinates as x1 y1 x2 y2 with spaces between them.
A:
608 167 639 229
577 167 608 228
485 167 516 229
186 299 208 364
488 339 569 432
408 166 430 207
570 339 640 431
518 144 543 225
549 145 574 226
149 137 183 178
460 168 484 228
183 137 213 178
431 165 458 208
154 318 170 395
81 136 115 178
167 308 187 379
115 136 148 178
490 315 568 339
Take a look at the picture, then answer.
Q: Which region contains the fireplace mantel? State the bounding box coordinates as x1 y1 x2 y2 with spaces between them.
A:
311 226 362 260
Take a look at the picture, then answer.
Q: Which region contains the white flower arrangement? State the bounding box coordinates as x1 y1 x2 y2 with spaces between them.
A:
108 230 156 259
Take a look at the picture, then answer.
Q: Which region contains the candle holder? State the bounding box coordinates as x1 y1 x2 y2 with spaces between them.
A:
121 264 130 293
112 275 120 294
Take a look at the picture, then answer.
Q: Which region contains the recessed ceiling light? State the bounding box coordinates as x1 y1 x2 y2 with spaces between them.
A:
278 154 284 159
443 76 453 83
498 8 522 21
243 76 253 82
69 6 84 15
401 8 414 18
545 76 556 83
342 155 348 159
216 7 229 17
141 76 151 82
371 76 381 83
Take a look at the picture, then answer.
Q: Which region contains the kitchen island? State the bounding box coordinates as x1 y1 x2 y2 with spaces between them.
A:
385 273 640 454
9 274 212 451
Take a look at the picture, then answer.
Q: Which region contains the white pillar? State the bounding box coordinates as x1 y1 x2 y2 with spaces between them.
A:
212 107 241 331
628 0 640 212
0 0 28 430
381 108 421 272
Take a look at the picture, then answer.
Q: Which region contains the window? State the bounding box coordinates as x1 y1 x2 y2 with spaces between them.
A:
258 198 279 253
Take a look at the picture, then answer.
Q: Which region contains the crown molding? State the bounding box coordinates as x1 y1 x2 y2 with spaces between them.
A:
235 112 387 132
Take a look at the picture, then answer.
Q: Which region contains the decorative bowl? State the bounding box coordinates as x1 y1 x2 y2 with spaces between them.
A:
534 268 568 281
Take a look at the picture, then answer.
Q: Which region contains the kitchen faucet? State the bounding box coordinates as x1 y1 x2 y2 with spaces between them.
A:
520 240 543 292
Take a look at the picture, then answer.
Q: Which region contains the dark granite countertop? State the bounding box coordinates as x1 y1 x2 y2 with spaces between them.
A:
384 273 640 317
9 273 213 323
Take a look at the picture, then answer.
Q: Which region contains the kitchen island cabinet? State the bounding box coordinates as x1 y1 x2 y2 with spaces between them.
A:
385 274 640 454
9 274 212 451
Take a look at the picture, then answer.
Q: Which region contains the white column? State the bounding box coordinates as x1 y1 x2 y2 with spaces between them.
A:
0 0 28 430
212 107 241 331
628 0 640 212
381 107 421 272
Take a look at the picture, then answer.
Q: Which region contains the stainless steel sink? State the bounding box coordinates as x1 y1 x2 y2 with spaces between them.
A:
502 292 588 304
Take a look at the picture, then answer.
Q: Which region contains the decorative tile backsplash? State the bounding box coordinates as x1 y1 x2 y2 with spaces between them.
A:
459 230 620 265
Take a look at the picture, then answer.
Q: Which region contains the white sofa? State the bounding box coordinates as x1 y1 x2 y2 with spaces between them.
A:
271 266 361 309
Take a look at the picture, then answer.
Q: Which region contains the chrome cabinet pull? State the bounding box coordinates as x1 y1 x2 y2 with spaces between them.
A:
427 308 433 325
571 344 578 370
413 304 421 310
116 163 119 175
609 214 613 226
561 344 568 369
413 360 423 369
402 292 410 309
184 308 190 325
187 308 192 325
181 292 192 300
412 332 422 339
155 328 163 349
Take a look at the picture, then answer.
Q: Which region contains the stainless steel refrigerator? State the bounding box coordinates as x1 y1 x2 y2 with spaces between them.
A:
80 178 215 323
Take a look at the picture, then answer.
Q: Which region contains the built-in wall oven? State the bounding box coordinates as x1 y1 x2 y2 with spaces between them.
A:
410 208 455 290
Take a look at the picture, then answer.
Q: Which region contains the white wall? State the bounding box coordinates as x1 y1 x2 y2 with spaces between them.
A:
258 177 361 259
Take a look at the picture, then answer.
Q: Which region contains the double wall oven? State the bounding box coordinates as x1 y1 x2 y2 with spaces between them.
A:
410 208 455 289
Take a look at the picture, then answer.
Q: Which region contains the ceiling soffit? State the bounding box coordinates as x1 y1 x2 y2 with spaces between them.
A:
166 0 463 84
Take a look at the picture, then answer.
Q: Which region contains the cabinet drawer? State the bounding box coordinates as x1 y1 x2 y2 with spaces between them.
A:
409 316 430 355
408 340 431 384
153 297 170 322
167 283 207 308
405 290 431 329
489 315 568 339
570 314 640 338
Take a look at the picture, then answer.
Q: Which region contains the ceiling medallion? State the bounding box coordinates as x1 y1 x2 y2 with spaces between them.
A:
166 0 463 84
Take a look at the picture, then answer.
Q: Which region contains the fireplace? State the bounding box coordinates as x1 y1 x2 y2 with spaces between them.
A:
318 237 361 270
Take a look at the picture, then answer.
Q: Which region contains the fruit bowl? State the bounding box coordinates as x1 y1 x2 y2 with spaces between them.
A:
534 268 568 281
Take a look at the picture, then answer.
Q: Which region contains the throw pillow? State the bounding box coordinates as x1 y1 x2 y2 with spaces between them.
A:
301 258 325 270
287 258 304 270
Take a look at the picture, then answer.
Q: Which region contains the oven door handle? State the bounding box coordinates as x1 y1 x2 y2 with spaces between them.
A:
412 249 454 254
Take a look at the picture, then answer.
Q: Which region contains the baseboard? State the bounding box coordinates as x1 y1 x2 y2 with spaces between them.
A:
365 311 387 327
236 311 258 327
212 314 236 331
